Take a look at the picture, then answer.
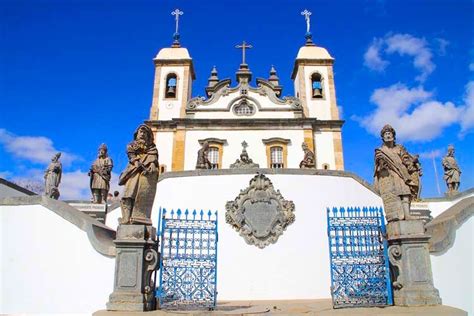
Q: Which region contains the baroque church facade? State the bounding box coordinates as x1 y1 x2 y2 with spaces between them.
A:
146 36 344 172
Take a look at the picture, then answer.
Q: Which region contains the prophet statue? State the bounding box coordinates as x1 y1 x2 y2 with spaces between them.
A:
442 145 461 195
44 152 62 200
118 124 159 225
89 143 113 204
374 125 414 222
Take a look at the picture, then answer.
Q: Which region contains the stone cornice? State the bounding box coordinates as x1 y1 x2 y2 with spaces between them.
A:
153 58 196 80
291 58 335 79
146 118 344 131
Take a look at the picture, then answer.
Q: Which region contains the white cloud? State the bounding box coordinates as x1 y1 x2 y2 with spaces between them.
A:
0 129 79 166
434 38 449 56
460 81 474 135
364 38 389 71
419 149 443 159
354 84 462 142
364 33 435 82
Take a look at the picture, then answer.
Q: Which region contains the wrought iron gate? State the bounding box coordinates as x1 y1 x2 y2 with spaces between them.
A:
327 207 393 308
156 208 218 310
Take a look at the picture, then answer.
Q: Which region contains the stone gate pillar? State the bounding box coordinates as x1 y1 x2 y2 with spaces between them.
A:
387 220 441 306
106 224 159 311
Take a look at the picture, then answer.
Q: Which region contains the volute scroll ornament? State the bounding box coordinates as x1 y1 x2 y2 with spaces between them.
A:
225 173 295 249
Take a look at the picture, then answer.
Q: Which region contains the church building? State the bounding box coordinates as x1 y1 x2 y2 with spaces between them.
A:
146 23 344 173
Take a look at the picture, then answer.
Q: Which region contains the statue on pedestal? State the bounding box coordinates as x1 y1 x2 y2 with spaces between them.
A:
118 124 159 225
230 141 259 169
195 141 211 169
89 143 113 204
403 153 422 201
44 152 62 200
374 125 414 222
442 145 461 195
299 142 316 169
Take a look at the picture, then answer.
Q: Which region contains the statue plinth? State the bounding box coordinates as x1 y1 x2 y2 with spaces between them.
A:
106 224 158 312
387 220 441 306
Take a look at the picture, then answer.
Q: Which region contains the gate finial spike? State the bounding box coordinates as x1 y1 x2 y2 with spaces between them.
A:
177 208 182 218
192 209 197 219
207 210 212 219
170 209 175 218
185 209 189 219
200 209 204 220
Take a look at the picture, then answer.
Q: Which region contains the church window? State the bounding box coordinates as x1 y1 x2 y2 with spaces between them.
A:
233 99 255 116
322 163 330 170
165 73 178 99
270 146 284 168
208 147 220 169
263 138 290 169
311 73 324 99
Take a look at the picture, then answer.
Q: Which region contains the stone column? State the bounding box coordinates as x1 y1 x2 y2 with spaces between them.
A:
387 220 441 306
107 224 159 311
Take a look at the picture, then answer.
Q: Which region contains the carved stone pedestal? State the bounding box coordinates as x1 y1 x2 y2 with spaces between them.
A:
387 220 441 306
106 225 158 311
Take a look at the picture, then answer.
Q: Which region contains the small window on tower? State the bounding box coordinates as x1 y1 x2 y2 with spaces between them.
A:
207 146 220 169
270 146 284 169
165 73 177 99
311 73 324 99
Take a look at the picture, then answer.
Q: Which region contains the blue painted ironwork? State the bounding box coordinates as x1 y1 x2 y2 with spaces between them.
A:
327 206 393 308
156 207 218 310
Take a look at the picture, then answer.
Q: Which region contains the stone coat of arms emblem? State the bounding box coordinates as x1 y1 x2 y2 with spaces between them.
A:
225 173 295 248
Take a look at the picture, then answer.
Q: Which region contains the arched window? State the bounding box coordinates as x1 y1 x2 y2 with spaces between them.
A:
207 147 220 169
270 146 284 169
311 73 324 99
165 73 177 99
322 163 330 170
159 164 167 173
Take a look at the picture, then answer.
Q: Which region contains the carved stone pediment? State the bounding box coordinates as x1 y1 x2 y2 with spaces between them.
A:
225 173 295 248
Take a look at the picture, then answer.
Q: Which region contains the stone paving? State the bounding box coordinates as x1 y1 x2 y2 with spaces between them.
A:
94 299 467 315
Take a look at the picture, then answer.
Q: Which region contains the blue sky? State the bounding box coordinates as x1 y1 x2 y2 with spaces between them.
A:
1 0 473 199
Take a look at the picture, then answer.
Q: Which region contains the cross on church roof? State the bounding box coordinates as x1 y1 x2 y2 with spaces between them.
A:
241 141 248 149
301 9 315 45
235 41 253 65
171 9 184 47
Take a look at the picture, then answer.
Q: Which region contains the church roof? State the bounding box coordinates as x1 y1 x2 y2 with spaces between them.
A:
295 45 333 60
155 47 192 60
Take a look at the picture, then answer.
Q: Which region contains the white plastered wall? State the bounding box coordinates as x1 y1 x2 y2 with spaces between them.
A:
314 130 336 169
149 173 383 300
0 205 114 314
431 217 473 315
183 130 305 170
157 66 186 120
155 131 174 172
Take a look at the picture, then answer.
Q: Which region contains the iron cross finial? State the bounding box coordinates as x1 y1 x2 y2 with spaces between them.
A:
301 9 312 34
235 41 253 65
171 9 184 34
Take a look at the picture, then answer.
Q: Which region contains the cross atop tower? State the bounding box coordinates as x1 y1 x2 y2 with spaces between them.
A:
171 9 184 47
301 9 315 45
235 41 253 65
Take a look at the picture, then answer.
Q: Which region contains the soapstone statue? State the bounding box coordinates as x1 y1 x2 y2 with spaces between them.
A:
299 142 316 169
89 143 113 204
44 152 62 200
230 141 259 169
374 125 414 222
195 141 212 169
442 145 461 195
118 124 159 225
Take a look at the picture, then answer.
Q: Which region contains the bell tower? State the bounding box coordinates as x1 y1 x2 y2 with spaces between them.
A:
149 9 195 121
291 10 344 170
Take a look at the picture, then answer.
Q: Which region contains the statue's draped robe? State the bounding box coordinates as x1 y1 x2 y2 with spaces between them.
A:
45 161 62 197
442 156 460 184
374 145 411 222
300 150 315 168
196 148 211 169
119 143 159 222
91 157 113 190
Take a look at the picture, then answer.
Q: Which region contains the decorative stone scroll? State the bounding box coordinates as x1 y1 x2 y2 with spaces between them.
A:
225 173 295 249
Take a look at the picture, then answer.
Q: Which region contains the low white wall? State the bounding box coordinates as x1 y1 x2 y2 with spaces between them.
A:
108 172 383 300
431 217 473 315
0 204 114 314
